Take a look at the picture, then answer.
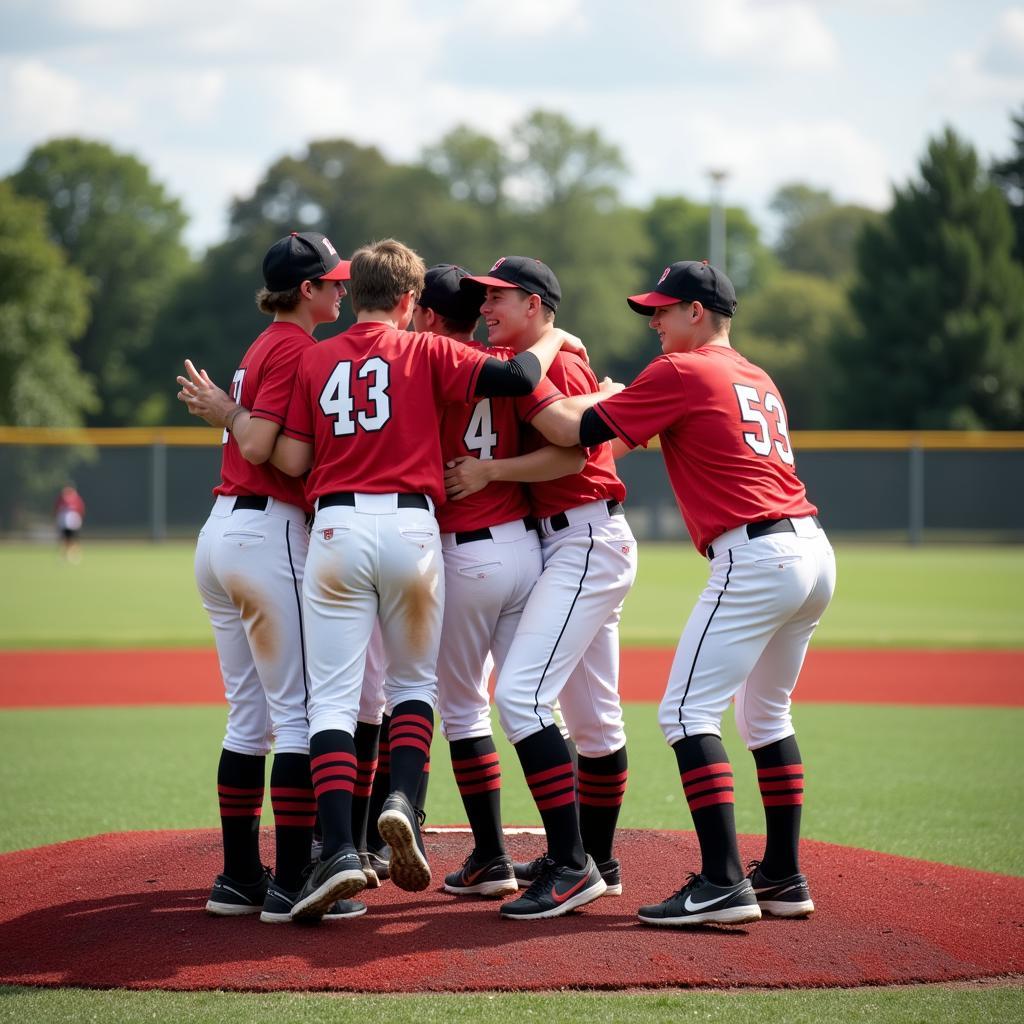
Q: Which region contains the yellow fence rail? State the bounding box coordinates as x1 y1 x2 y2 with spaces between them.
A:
2 427 1023 450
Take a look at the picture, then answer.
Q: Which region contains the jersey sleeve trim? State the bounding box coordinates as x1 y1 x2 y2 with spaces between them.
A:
464 353 486 403
519 390 562 422
250 408 286 425
593 402 645 449
281 425 314 441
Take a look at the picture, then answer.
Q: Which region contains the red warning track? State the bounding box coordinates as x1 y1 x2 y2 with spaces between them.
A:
0 648 1020 708
0 828 1020 992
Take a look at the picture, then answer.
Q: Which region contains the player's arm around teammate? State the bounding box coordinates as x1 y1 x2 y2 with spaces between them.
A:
446 256 636 921
532 260 835 928
181 232 368 923
262 240 582 921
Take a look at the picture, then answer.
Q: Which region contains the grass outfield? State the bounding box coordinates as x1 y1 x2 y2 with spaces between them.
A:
0 540 1023 649
1 703 1021 875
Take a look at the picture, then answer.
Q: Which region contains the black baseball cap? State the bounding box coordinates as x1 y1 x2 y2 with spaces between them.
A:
463 255 561 313
627 260 737 317
419 264 485 322
262 231 352 291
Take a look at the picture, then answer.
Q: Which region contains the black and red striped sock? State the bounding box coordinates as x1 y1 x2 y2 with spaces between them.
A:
309 730 357 858
753 735 804 879
269 752 315 890
351 720 381 850
578 747 628 865
450 736 504 860
415 754 431 817
388 701 434 804
216 748 265 882
364 713 391 852
516 725 585 869
673 734 743 886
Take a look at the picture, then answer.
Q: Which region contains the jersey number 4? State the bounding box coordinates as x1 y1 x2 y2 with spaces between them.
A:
733 383 794 465
464 399 498 460
319 358 391 436
222 369 245 445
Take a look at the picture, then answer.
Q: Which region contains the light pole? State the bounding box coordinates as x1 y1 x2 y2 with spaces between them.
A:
707 168 729 272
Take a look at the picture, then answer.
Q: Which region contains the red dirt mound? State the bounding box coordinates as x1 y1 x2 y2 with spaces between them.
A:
0 829 1021 992
2 648 1022 708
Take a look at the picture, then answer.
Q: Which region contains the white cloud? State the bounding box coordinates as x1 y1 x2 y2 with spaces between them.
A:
461 0 586 38
939 6 1024 103
696 0 839 71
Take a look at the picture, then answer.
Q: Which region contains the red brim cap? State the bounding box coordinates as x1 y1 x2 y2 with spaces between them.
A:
626 290 683 315
321 259 352 282
463 274 520 288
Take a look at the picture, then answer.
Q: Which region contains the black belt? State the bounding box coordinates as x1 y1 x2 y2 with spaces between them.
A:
318 492 430 510
455 516 538 545
548 499 624 533
707 516 822 560
232 495 269 512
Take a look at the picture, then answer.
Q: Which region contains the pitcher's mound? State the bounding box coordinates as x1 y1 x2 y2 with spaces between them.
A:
0 829 1021 992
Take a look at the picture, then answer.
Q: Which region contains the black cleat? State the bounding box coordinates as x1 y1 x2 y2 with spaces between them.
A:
747 860 815 917
290 848 366 922
377 792 431 892
500 855 606 920
444 851 518 897
260 876 367 923
205 868 270 916
638 872 761 927
596 857 622 896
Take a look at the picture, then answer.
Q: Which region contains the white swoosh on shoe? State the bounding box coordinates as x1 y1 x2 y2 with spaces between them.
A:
683 891 737 912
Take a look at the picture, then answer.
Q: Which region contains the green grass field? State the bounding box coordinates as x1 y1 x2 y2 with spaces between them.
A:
1 540 1021 1021
1 541 1023 648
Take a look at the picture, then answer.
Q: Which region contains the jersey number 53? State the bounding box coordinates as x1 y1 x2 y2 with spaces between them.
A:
319 358 392 436
733 383 794 465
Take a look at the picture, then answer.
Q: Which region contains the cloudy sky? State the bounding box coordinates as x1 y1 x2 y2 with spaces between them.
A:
3 0 1022 253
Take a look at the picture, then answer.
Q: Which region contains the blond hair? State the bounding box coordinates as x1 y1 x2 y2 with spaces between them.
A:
350 239 426 313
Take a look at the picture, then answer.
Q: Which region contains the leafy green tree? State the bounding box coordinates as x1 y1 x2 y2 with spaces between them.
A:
990 106 1024 265
771 183 881 280
7 138 191 425
837 128 1024 428
424 126 509 208
731 273 853 428
0 181 94 426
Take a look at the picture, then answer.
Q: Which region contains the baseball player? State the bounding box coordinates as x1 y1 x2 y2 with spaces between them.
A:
531 260 835 926
179 231 365 923
266 239 586 922
449 256 637 921
54 483 85 563
410 264 584 898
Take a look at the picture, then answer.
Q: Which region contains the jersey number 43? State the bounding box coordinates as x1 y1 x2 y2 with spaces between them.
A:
733 383 794 465
319 358 392 436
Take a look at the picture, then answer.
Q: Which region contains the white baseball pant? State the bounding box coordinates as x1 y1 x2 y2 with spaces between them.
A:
303 493 443 738
495 499 637 756
437 517 543 741
659 517 836 749
194 495 311 755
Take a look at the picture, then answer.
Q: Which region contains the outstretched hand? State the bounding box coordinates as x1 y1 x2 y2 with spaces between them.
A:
176 359 235 428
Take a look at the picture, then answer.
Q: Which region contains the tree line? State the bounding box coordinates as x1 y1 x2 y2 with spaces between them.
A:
2 108 1023 433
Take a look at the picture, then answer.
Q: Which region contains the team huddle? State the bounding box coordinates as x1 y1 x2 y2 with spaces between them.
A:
178 232 835 928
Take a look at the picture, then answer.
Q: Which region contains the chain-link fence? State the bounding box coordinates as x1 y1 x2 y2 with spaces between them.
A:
2 428 1022 544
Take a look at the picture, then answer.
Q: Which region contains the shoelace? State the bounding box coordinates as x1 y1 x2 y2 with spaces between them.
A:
521 856 559 901
668 872 702 901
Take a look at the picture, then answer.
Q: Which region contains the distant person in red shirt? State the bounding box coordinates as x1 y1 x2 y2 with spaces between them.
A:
54 484 85 563
532 260 836 927
177 231 366 924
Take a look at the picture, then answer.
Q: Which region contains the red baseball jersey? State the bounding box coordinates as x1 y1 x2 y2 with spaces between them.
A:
283 322 489 507
213 321 313 513
593 344 817 556
517 351 627 519
436 342 531 533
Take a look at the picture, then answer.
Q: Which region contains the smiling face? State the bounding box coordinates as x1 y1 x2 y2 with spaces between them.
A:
649 300 700 353
309 278 346 325
480 285 538 350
